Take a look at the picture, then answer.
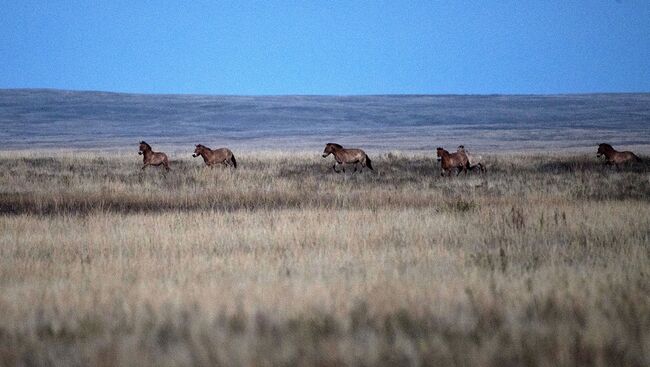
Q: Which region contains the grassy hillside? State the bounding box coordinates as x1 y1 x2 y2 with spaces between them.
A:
0 152 648 366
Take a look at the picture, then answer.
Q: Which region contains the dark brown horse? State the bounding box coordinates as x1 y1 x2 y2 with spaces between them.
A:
437 147 468 176
597 143 641 169
192 144 237 168
138 141 170 171
322 143 373 173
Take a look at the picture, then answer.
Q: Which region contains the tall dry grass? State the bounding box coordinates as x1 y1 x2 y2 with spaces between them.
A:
0 151 648 366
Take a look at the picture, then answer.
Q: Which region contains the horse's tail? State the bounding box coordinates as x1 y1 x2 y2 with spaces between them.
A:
633 153 642 162
231 154 237 168
365 155 374 170
163 154 171 171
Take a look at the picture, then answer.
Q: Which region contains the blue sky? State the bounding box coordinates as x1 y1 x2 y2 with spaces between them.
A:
1 1 649 95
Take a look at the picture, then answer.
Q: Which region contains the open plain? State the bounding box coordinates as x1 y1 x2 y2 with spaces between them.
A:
1 90 649 366
3 0 650 364
0 149 648 366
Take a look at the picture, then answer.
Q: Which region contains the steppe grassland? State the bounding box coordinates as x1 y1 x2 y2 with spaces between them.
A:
0 150 648 366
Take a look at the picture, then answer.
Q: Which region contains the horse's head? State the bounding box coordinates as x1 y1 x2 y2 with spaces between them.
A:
192 144 205 158
322 143 342 158
138 141 151 155
436 147 446 161
597 143 613 158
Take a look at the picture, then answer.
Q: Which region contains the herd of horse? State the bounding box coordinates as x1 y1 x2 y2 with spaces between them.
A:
138 141 642 175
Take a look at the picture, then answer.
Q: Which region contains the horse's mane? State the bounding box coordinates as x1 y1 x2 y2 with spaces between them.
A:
139 141 152 150
599 143 614 151
436 147 449 154
327 143 343 149
196 144 211 151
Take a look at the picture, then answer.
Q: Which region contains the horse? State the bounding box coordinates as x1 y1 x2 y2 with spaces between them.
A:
457 145 486 173
138 141 170 171
192 144 237 168
597 143 641 169
322 143 373 173
436 147 468 176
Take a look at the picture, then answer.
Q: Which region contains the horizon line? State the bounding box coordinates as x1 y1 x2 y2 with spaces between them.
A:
2 87 649 98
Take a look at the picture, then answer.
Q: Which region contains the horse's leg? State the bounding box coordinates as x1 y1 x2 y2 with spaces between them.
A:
604 161 612 171
159 157 170 171
332 163 340 173
605 160 614 171
141 163 148 170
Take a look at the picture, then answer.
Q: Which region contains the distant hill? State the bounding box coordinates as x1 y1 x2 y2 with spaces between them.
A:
1 89 648 153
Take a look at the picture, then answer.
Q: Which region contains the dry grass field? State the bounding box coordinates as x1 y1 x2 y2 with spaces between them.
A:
0 151 648 366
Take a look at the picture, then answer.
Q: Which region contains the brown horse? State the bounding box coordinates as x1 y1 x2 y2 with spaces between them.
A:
322 143 373 173
138 141 170 171
437 147 468 176
457 145 486 173
192 144 237 168
597 143 641 169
